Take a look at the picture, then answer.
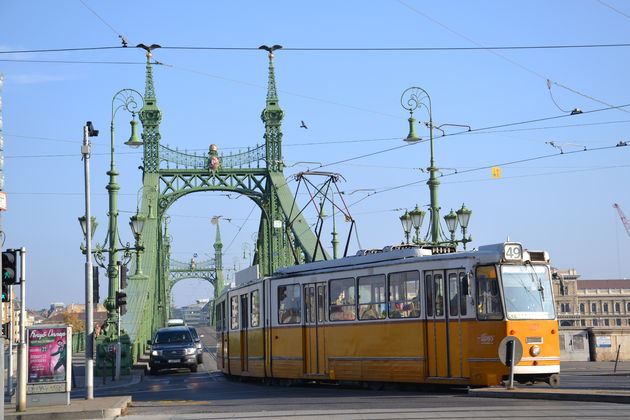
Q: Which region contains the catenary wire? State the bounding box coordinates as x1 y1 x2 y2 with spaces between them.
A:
397 0 630 115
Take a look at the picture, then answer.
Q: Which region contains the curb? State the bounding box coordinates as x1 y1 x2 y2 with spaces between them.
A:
468 388 630 404
4 396 132 420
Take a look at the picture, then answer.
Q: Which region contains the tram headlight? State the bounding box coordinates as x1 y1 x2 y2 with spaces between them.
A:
530 345 541 357
151 350 161 356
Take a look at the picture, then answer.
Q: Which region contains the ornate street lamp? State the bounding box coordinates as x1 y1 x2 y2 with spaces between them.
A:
99 88 145 337
399 210 412 244
78 89 145 377
409 205 425 244
78 216 98 239
456 203 473 249
401 87 442 243
400 87 472 249
444 209 458 244
129 210 146 276
124 112 143 148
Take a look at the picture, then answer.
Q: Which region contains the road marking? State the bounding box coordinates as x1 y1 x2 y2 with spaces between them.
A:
154 400 211 406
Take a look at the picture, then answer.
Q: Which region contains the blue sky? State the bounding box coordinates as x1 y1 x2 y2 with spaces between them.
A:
1 1 629 309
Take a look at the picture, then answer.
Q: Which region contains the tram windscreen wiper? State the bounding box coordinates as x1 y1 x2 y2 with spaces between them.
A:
526 261 545 302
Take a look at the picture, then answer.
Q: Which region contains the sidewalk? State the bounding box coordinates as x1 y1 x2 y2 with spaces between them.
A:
3 363 144 419
468 361 630 403
468 387 630 404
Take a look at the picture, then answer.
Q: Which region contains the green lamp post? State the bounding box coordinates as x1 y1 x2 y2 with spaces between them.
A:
400 87 472 249
82 88 145 376
401 87 442 243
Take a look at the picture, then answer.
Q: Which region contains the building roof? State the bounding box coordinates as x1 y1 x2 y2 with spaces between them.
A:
578 280 630 289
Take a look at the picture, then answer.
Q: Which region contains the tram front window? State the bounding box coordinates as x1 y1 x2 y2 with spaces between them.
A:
501 264 555 320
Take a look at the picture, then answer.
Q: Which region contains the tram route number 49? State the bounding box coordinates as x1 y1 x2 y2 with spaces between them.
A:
503 243 523 261
498 336 523 367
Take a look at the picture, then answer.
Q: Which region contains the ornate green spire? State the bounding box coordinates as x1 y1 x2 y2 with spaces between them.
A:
213 222 223 271
139 50 162 173
213 221 225 299
260 46 284 171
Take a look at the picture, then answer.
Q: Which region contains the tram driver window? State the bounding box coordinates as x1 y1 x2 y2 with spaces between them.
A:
476 265 503 320
329 278 356 321
388 271 420 318
278 284 301 324
358 275 386 320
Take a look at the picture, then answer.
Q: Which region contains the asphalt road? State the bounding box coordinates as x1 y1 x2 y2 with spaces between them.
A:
94 325 630 419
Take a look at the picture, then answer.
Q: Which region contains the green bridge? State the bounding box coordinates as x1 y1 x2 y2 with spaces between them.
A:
93 48 330 373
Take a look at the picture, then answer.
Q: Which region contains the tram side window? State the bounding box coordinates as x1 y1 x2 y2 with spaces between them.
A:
448 272 459 316
459 272 468 316
278 284 301 324
251 290 260 327
358 275 386 320
434 273 444 316
330 278 356 321
476 265 504 320
388 271 420 318
230 296 239 330
215 301 223 332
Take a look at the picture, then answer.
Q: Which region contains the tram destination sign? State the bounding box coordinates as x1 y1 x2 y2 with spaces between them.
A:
503 243 523 261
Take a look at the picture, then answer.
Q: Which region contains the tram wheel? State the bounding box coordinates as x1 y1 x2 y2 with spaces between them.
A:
547 374 560 388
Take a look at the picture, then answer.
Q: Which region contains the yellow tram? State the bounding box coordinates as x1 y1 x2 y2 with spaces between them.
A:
215 242 560 387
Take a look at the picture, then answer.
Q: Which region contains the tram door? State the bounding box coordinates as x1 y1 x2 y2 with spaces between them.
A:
425 270 466 378
240 294 249 372
304 283 327 375
446 270 466 378
425 271 448 377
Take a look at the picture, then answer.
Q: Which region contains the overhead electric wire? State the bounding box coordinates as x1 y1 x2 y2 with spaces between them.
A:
78 0 127 41
314 103 630 170
596 0 630 19
0 46 121 54
346 143 629 209
397 0 629 116
0 59 143 65
4 42 630 56
158 60 403 119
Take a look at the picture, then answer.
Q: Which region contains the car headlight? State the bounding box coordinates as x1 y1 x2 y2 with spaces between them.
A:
530 345 541 357
185 348 196 355
151 350 161 356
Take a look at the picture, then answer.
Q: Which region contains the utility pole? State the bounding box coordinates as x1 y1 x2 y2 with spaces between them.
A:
0 71 5 417
82 121 98 399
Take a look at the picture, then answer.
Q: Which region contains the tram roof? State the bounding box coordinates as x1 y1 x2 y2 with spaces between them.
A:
273 244 479 278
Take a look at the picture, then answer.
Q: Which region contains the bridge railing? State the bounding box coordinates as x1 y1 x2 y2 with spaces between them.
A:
159 144 266 170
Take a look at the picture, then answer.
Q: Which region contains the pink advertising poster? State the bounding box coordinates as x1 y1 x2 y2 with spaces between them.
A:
28 327 68 383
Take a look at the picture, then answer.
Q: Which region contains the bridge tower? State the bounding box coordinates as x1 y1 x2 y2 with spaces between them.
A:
122 48 329 360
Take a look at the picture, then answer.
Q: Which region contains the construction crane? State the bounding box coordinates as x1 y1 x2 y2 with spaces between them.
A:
613 203 630 239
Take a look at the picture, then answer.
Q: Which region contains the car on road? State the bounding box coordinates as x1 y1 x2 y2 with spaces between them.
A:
186 326 204 364
167 318 186 327
148 326 198 374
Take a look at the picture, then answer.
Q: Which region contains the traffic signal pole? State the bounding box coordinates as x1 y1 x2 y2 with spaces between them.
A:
1 251 4 417
82 122 96 399
16 247 26 412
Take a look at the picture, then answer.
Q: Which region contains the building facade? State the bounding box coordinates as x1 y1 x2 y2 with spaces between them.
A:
552 268 630 361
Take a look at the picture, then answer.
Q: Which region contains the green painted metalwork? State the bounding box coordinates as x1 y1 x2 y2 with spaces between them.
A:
400 87 472 249
120 48 327 363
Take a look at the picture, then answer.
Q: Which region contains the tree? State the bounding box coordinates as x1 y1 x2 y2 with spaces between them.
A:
63 312 85 332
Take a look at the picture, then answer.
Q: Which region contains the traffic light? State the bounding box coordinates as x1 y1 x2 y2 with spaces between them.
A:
1 282 8 302
92 266 99 303
1 322 8 338
115 291 127 315
2 249 17 285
